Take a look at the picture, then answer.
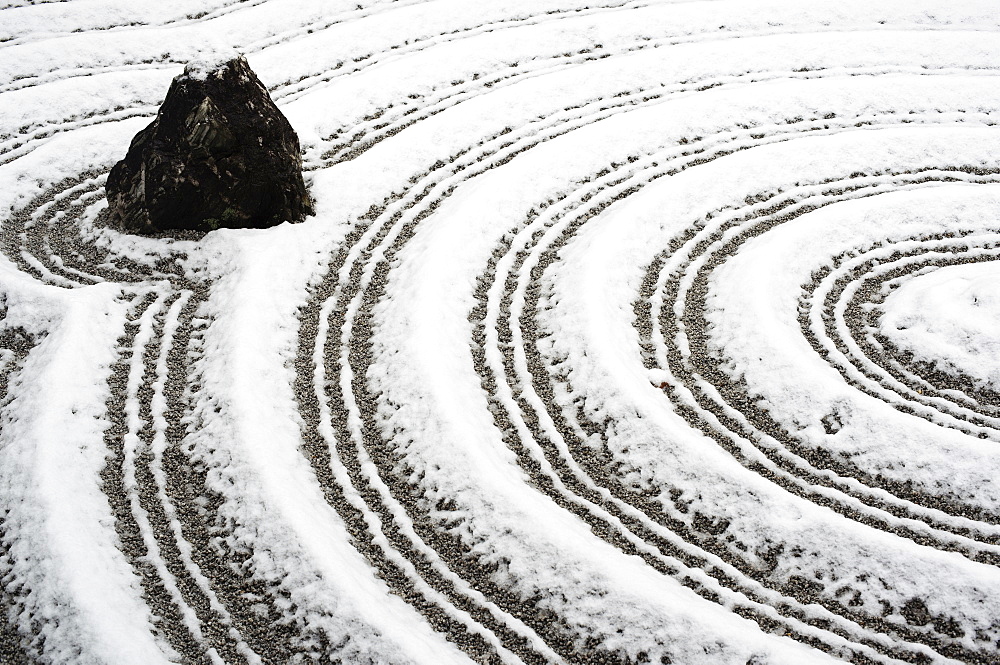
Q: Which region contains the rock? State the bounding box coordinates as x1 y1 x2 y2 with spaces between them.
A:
105 54 313 234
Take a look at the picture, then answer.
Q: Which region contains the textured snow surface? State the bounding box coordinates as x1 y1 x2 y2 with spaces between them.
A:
1 1 999 664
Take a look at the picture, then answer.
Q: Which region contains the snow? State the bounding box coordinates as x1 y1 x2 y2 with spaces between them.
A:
0 273 171 664
181 47 244 81
2 0 999 663
881 262 1000 394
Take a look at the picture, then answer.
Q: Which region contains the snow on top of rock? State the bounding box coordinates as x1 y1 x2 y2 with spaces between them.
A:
182 47 244 81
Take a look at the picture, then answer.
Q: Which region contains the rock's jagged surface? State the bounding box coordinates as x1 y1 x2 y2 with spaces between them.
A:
105 55 312 234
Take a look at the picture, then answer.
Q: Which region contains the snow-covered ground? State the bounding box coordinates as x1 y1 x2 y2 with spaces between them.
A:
2 1 1000 663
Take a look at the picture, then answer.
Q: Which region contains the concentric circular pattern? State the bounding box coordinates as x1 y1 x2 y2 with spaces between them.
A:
2 1 1000 664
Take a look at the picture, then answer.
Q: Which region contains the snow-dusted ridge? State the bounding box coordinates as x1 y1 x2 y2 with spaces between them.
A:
1 1 999 664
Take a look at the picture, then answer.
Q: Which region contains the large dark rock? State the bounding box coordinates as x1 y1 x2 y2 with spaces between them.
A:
105 55 313 234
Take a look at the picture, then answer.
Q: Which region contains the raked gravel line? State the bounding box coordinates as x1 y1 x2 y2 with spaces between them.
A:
640 178 1000 661
0 184 346 662
0 317 39 665
7 75 1000 664
473 126 1000 662
100 290 214 665
292 76 996 664
0 0 273 50
3 130 489 662
289 74 621 662
0 0 660 96
0 181 312 662
810 240 1000 431
652 173 1000 549
1 0 635 163
5 3 999 165
1 0 687 163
